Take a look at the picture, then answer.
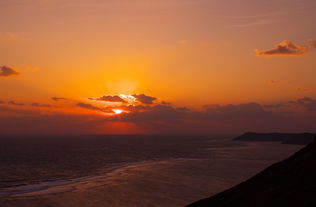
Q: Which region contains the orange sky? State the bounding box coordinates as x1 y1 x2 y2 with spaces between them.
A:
1 0 316 134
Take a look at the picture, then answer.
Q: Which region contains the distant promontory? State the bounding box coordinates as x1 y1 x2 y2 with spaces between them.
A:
233 132 315 145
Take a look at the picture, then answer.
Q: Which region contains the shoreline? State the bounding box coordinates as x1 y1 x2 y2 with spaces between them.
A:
0 160 151 198
0 158 188 198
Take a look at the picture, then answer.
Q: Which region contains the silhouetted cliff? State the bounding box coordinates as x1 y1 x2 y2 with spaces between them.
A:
187 139 316 207
233 132 315 145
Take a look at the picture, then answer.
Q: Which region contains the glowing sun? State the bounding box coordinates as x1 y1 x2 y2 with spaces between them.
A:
112 109 123 115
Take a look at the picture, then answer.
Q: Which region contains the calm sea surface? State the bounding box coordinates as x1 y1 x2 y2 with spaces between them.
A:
0 134 234 188
0 134 304 207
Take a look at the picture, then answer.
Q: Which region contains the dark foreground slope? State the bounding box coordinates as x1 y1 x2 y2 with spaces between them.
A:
234 132 315 144
187 140 316 207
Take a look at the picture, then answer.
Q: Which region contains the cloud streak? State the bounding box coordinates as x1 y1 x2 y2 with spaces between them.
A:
0 100 54 108
8 101 24 106
77 102 102 111
232 19 270 28
51 97 67 101
31 103 53 108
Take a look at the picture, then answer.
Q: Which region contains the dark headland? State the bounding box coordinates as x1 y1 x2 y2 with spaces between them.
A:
186 136 316 207
233 132 315 145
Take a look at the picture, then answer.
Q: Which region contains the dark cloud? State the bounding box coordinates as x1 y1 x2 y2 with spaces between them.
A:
307 39 316 48
0 66 19 77
263 104 286 108
132 94 157 104
161 101 171 105
266 80 279 85
0 105 40 115
297 87 309 92
8 101 24 106
202 103 274 119
77 102 102 111
0 100 53 108
89 95 126 103
256 41 308 56
51 97 67 101
1 97 316 134
291 97 316 111
31 103 52 108
112 102 315 133
116 102 273 123
118 104 191 122
89 94 158 105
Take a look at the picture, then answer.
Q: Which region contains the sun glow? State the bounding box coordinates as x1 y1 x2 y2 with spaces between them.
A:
112 109 124 115
119 94 137 103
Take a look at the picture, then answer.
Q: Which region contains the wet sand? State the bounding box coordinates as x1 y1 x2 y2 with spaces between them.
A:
0 142 302 207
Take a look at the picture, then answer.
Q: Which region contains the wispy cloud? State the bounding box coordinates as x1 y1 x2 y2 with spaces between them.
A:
177 39 189 45
266 80 310 92
232 19 270 28
230 11 283 28
0 33 27 45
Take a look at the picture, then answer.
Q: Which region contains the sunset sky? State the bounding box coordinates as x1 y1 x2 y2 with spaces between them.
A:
1 0 316 134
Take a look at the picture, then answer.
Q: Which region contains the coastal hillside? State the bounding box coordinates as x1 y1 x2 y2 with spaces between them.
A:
233 132 315 145
186 138 316 207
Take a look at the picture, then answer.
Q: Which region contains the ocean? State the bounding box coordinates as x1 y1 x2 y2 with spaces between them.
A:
0 134 302 207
